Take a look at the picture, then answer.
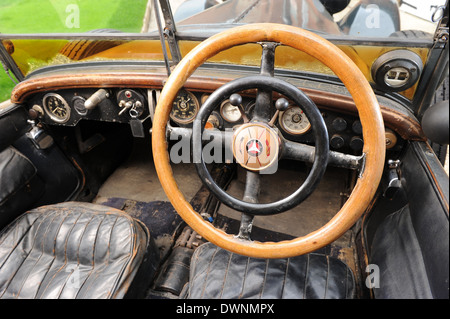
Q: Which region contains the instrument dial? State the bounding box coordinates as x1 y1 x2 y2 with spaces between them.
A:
279 106 311 135
170 90 199 124
43 93 71 123
220 99 242 123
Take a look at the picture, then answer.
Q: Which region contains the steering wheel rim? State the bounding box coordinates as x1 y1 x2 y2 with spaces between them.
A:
152 23 385 258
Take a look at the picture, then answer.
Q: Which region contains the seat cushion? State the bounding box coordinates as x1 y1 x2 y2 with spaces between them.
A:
182 242 355 299
0 202 156 299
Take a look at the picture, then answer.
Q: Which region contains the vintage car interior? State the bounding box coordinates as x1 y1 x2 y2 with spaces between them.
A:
0 0 448 299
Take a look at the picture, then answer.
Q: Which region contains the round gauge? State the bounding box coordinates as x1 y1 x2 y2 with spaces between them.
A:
220 100 242 123
279 106 311 135
170 90 199 124
201 93 210 104
72 96 89 116
43 93 71 123
205 111 223 129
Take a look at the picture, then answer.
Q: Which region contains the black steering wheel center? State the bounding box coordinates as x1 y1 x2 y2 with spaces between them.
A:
192 75 329 216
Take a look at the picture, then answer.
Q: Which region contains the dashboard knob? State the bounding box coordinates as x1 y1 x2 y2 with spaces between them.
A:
385 129 397 149
352 120 363 134
332 117 347 132
350 136 364 151
275 98 290 111
330 134 345 149
229 93 242 106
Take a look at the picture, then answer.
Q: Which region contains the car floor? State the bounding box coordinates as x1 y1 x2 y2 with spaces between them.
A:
91 136 362 297
94 137 354 247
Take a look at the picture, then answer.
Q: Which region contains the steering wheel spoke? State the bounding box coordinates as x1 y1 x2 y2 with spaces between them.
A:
252 42 278 122
236 170 261 240
259 42 278 77
282 139 365 171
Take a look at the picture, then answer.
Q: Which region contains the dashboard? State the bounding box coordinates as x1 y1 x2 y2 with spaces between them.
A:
30 88 149 127
8 61 427 158
25 85 404 154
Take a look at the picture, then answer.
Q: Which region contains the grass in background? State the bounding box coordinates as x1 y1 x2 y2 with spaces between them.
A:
0 73 15 102
0 0 148 33
0 0 148 102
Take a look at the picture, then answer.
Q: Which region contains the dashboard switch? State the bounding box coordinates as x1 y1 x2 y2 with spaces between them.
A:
350 136 364 151
84 89 109 110
332 117 347 132
330 134 345 149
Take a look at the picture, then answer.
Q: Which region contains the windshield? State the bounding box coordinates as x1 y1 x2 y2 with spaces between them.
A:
0 0 444 35
0 0 447 103
170 0 444 37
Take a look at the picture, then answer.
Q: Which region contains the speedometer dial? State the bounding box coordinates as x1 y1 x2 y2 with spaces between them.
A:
43 93 71 123
170 90 199 124
279 106 311 135
220 99 242 123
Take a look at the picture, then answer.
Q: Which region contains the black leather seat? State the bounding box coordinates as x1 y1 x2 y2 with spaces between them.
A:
0 202 159 299
181 242 355 299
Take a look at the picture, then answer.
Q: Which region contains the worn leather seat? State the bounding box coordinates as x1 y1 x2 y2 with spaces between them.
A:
0 202 159 299
181 242 355 299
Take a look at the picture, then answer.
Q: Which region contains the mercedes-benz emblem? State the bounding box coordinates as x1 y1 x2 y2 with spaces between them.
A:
232 123 280 172
246 139 263 157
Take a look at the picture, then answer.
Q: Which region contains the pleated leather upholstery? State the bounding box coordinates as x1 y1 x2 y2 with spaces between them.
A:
182 242 355 299
0 202 151 299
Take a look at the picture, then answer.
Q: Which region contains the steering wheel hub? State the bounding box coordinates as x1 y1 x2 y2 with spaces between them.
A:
232 123 280 172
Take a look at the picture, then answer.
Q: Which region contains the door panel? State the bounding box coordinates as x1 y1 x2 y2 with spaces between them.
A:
367 141 449 299
0 101 83 230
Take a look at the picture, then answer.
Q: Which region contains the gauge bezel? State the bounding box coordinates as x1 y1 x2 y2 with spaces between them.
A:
278 105 311 135
72 96 88 116
43 93 71 123
170 90 199 124
220 99 242 123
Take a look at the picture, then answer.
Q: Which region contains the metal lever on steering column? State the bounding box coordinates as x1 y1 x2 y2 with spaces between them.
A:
268 97 290 126
229 93 249 123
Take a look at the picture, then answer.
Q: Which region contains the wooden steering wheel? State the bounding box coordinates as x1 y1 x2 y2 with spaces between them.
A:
152 23 385 258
